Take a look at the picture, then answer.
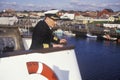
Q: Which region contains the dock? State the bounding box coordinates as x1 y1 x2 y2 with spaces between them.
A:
55 20 120 38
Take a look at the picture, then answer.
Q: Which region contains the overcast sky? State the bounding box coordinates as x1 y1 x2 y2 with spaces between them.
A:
0 0 120 11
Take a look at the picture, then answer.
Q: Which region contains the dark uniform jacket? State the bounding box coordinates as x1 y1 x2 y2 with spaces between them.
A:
30 20 60 50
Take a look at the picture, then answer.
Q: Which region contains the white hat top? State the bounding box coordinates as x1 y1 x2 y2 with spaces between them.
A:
44 10 59 14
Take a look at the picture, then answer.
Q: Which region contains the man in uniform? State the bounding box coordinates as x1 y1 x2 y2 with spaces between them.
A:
30 10 67 50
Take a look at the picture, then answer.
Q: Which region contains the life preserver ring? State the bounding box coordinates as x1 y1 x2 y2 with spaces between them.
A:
26 62 58 80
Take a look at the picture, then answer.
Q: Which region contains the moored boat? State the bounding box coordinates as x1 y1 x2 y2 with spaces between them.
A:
102 34 117 41
64 31 76 37
86 33 97 38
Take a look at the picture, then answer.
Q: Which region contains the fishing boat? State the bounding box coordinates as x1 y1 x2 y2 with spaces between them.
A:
0 26 82 80
85 21 97 39
102 34 117 41
86 33 97 38
102 29 117 41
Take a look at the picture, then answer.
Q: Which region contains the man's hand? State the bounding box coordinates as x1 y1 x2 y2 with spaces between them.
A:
53 44 63 48
60 39 67 44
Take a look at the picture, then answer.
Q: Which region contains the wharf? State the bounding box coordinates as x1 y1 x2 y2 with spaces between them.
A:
56 25 120 38
54 20 120 38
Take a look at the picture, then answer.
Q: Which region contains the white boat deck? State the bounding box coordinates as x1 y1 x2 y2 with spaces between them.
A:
0 26 82 80
0 47 82 80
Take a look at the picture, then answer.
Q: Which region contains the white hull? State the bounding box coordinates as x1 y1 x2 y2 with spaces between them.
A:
0 49 82 80
86 33 97 38
103 35 117 41
64 31 76 37
0 26 82 80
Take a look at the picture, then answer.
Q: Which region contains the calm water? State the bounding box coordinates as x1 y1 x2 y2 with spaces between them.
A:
66 36 120 80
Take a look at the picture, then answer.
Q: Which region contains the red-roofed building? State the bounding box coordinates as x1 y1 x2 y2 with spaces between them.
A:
97 9 114 19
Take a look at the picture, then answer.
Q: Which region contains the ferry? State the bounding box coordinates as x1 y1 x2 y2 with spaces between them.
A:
0 26 82 80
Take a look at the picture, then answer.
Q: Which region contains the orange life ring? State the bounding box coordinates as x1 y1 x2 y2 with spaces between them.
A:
26 62 58 80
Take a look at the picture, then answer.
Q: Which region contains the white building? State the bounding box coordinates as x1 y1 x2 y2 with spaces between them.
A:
60 13 75 20
103 24 120 28
0 16 18 25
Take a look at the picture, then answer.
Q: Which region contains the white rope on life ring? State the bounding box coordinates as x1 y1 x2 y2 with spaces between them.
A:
26 61 58 80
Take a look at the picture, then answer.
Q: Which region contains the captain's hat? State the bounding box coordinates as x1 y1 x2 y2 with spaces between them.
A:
44 10 60 20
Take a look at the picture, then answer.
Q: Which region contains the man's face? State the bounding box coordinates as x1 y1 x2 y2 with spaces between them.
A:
50 18 57 28
46 17 57 28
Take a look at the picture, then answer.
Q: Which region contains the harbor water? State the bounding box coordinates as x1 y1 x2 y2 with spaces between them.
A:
65 36 120 80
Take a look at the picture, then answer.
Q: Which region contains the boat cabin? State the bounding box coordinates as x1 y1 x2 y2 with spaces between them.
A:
0 26 24 54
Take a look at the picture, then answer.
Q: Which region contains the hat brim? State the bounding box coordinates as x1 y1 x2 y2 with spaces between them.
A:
50 16 60 20
45 14 60 20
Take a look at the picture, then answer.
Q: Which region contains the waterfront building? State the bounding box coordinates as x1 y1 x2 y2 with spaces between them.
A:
0 16 18 25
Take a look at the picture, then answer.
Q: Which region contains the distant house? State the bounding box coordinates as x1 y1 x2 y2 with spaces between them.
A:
108 16 115 22
60 13 75 20
1 9 16 17
108 12 120 22
116 12 120 20
103 24 120 28
82 11 97 18
75 15 85 20
0 16 18 25
16 12 28 18
97 9 114 19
